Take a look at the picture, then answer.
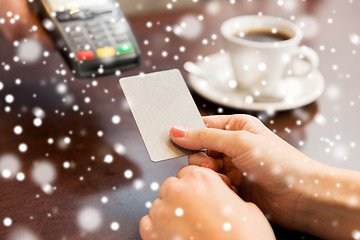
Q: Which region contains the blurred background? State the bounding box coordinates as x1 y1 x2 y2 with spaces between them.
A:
0 0 359 239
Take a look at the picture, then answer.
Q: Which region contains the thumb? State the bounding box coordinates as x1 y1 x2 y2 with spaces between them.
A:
170 126 242 157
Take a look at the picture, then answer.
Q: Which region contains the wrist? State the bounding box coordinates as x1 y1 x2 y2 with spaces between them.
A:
292 162 360 239
290 160 327 232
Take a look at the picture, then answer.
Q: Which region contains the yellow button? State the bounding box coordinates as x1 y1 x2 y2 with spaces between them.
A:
96 47 116 58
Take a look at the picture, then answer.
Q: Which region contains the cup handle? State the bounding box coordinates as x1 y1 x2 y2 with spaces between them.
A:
288 45 319 78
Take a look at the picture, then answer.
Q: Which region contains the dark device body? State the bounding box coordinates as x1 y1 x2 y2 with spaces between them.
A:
29 0 141 77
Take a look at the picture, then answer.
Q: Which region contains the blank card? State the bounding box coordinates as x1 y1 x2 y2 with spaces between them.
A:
120 69 206 162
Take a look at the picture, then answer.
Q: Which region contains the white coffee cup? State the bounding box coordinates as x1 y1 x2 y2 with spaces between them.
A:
220 15 319 99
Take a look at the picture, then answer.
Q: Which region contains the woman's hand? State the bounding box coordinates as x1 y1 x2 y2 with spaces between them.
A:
170 114 360 239
170 114 317 229
140 165 275 240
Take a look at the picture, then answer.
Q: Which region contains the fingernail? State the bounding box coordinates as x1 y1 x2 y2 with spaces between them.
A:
201 162 210 168
171 127 186 138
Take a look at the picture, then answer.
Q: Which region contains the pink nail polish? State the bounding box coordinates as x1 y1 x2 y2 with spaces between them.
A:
171 127 186 138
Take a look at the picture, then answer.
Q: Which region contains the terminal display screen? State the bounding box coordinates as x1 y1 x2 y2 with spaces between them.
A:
47 0 112 12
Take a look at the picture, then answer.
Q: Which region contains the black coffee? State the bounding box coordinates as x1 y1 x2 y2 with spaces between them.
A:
234 29 292 42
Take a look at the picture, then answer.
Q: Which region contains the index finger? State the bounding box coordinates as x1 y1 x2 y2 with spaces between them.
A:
177 165 217 180
158 176 179 199
203 114 266 134
202 115 234 129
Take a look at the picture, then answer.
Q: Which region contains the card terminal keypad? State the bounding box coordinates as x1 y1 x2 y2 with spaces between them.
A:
29 0 141 77
61 14 135 61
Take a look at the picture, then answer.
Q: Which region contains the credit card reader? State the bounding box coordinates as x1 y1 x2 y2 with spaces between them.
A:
29 0 141 77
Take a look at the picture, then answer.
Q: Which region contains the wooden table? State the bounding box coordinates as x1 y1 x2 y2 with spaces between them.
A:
1 0 359 239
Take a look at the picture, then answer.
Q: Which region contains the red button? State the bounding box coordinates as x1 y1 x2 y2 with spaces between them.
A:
77 50 95 60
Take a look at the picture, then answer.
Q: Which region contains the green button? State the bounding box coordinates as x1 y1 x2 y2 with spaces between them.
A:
118 43 134 54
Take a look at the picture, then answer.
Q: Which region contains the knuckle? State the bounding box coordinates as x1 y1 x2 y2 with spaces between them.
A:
155 205 166 220
188 152 204 162
150 199 162 213
161 177 177 190
149 199 162 218
152 198 162 207
162 176 185 198
188 165 213 181
183 164 198 173
236 114 258 122
226 131 255 156
232 114 263 129
198 128 212 148
139 215 148 228
199 127 210 139
139 217 151 240
187 154 197 165
167 182 182 195
235 130 251 141
246 202 261 211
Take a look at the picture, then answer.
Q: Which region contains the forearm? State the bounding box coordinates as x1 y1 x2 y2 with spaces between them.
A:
293 162 360 239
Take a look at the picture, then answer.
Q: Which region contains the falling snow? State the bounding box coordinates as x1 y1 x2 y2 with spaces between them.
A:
112 115 121 124
146 21 152 28
31 161 56 187
33 118 42 127
110 222 120 231
104 154 114 164
175 208 184 217
63 161 70 169
145 201 152 208
16 39 42 63
223 222 232 232
349 33 360 46
150 182 159 191
3 217 12 227
56 83 68 94
0 0 360 239
0 154 21 179
133 179 144 190
13 126 23 135
77 207 103 232
353 230 360 240
18 143 28 152
5 94 14 104
315 114 327 126
101 196 108 204
63 137 71 144
124 169 133 179
16 172 25 181
173 15 203 40
114 143 126 155
33 107 46 119
7 227 39 240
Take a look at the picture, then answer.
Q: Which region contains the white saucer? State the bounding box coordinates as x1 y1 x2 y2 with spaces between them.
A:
187 52 325 111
